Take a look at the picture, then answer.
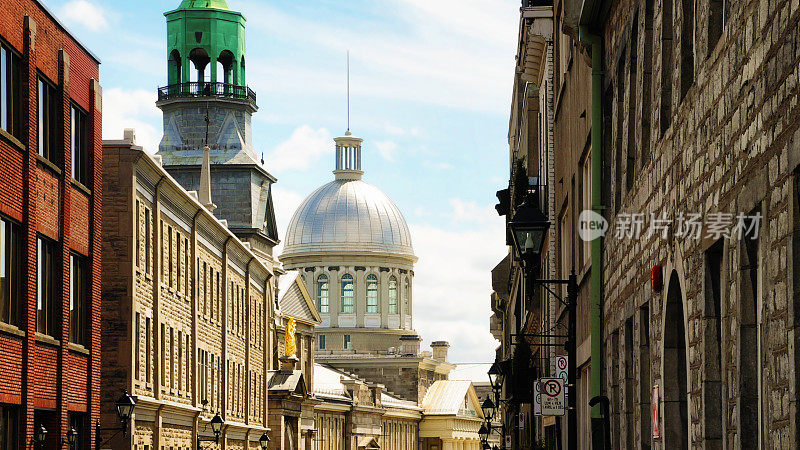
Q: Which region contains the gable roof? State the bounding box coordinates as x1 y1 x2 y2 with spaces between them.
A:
278 271 321 325
421 380 484 420
268 370 307 396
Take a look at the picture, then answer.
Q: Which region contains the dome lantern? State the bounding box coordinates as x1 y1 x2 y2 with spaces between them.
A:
333 131 364 181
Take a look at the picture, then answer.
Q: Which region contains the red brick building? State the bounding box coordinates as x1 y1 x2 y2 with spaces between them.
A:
0 1 101 449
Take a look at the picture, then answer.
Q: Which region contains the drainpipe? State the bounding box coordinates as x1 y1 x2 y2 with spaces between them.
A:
579 23 605 450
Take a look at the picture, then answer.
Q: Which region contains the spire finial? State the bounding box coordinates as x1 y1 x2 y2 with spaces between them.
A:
346 50 350 133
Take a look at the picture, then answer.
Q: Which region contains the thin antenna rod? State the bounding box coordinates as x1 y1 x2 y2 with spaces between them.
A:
347 50 350 132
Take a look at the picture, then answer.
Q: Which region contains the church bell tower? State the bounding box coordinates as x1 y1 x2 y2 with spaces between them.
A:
156 0 279 261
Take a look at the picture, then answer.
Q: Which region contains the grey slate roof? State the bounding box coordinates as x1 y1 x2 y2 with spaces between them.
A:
278 271 320 324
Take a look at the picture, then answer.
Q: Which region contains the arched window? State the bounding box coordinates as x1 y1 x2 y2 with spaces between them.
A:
403 278 410 314
217 50 234 85
189 48 210 85
341 274 354 313
388 276 398 314
317 275 329 313
366 274 378 313
169 49 182 85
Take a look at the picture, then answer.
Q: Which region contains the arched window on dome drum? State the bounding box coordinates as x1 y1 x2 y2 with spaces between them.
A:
388 277 398 314
317 275 329 313
341 274 354 313
403 278 410 314
366 274 378 313
168 49 182 85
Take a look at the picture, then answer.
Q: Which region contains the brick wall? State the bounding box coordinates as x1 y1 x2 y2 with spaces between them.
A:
0 1 101 449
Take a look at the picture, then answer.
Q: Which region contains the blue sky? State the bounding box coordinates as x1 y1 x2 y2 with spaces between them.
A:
46 0 517 370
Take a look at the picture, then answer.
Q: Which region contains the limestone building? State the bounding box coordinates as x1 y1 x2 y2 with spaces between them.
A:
281 130 454 403
101 131 274 449
155 0 279 264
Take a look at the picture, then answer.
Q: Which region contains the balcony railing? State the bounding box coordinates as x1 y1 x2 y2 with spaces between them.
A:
157 82 256 103
522 0 552 7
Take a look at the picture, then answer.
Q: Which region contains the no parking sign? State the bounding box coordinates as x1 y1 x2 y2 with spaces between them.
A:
556 355 568 392
540 377 565 416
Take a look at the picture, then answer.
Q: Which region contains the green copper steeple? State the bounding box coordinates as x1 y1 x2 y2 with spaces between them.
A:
177 0 230 10
164 0 246 86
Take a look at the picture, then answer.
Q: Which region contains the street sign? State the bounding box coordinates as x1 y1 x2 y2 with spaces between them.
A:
533 380 542 416
555 355 569 394
540 377 566 416
519 412 525 428
505 435 511 447
555 355 568 381
652 385 660 438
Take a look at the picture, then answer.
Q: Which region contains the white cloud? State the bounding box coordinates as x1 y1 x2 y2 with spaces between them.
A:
264 126 333 173
448 198 498 225
375 141 398 162
272 187 307 256
58 0 109 32
101 88 161 153
240 0 519 114
410 216 507 363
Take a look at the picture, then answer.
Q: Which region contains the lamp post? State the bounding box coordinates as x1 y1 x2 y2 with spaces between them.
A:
508 193 578 450
96 391 137 449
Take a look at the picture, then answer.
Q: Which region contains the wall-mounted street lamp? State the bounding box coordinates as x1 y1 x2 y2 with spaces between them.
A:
65 427 78 447
96 391 137 448
487 361 504 393
35 424 47 447
197 412 225 450
258 432 270 450
481 397 495 421
507 192 579 450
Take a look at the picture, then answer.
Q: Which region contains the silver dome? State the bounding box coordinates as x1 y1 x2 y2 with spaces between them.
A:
282 178 415 259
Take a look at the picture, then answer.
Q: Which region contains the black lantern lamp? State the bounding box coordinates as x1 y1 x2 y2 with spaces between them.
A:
488 361 503 392
508 195 550 262
481 396 495 421
210 413 224 440
116 391 137 423
66 428 78 447
258 432 270 450
35 424 47 445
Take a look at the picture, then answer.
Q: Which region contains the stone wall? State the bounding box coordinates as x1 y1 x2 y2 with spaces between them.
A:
599 0 800 448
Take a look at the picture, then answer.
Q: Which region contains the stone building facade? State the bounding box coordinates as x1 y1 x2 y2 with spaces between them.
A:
577 0 800 447
0 1 101 448
101 132 275 449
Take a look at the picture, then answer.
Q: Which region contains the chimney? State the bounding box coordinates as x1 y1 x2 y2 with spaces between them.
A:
199 145 217 213
431 341 450 362
123 128 136 144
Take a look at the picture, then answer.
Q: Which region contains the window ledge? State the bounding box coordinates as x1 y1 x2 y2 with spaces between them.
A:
0 322 25 338
35 332 60 347
68 342 90 355
71 179 92 196
0 128 25 151
36 154 62 175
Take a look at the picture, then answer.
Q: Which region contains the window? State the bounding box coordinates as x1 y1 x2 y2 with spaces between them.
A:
135 313 141 381
403 278 410 314
388 276 398 314
582 152 592 268
341 274 354 313
366 274 378 313
0 405 18 450
38 77 59 164
70 104 89 186
69 414 85 450
0 41 22 140
319 334 326 350
0 217 21 326
69 254 88 345
144 208 151 274
317 274 329 313
344 334 351 350
37 237 57 337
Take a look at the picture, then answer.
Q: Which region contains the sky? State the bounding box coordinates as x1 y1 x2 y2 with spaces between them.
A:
45 0 517 368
